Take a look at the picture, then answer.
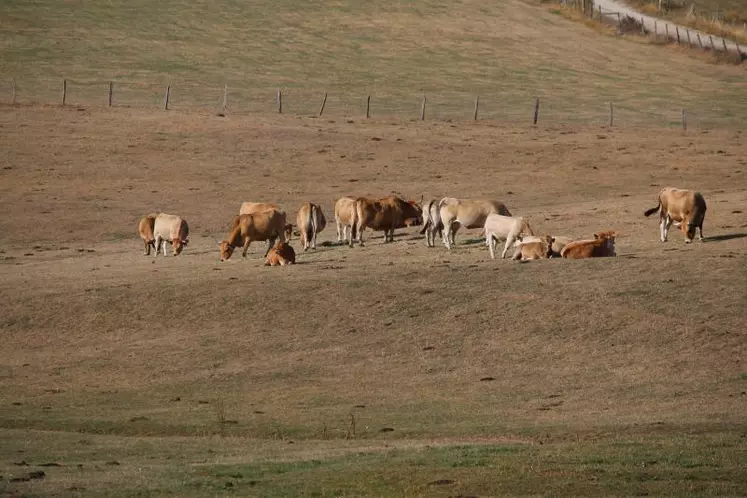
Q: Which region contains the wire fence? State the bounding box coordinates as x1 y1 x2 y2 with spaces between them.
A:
2 77 745 129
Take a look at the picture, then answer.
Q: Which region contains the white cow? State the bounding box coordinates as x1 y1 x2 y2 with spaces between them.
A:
484 213 534 259
153 213 189 257
419 199 443 247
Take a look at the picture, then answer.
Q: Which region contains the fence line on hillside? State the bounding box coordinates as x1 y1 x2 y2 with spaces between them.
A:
1 77 744 129
560 0 745 57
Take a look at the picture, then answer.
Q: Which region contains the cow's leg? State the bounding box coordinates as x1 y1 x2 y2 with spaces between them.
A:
502 234 516 259
312 229 318 250
143 240 150 255
488 233 496 260
336 219 342 242
242 238 252 258
659 215 668 242
161 239 169 256
153 236 161 257
662 215 673 242
698 222 704 241
264 237 276 257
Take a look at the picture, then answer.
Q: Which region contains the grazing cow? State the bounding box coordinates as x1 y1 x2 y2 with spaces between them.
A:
512 235 554 261
138 213 158 255
265 241 296 266
296 202 327 251
419 199 443 248
439 198 512 249
352 196 423 246
513 235 573 258
334 196 358 245
483 214 535 259
560 231 617 259
219 209 287 261
153 213 189 257
644 187 706 243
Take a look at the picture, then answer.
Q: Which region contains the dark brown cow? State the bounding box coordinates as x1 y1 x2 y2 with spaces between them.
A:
351 196 423 246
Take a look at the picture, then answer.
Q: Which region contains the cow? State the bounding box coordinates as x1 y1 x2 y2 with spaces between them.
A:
560 231 617 259
352 196 423 246
512 235 574 258
512 235 554 261
419 199 443 248
439 198 512 249
296 202 327 251
334 196 358 245
153 213 189 257
644 187 706 243
219 209 287 261
239 202 281 216
265 241 296 266
483 214 535 259
138 213 159 255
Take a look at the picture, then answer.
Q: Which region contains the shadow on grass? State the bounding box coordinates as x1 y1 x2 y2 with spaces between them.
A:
704 233 747 242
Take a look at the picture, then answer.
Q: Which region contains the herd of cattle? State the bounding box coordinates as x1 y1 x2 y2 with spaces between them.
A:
137 187 707 265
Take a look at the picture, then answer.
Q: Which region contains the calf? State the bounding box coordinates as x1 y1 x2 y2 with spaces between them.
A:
483 214 534 259
560 231 616 259
265 241 296 266
513 235 573 258
512 235 554 261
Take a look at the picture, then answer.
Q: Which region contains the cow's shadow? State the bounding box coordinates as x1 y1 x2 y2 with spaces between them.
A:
704 233 747 243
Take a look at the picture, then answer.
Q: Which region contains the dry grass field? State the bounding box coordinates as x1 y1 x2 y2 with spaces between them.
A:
0 106 745 496
1 0 747 495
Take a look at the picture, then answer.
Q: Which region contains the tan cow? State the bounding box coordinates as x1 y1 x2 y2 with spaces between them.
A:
513 235 574 258
138 213 159 255
560 231 617 259
644 187 707 243
219 209 287 261
512 235 554 261
334 196 358 245
265 241 296 266
419 199 443 248
153 213 189 257
239 202 281 216
352 196 423 246
296 202 327 251
484 214 535 259
439 198 512 249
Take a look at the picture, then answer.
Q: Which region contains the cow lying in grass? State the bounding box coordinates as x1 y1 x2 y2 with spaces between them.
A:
561 231 616 259
265 241 296 266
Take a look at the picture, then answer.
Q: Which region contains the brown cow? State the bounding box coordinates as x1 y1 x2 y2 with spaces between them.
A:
513 235 574 258
265 241 296 266
219 209 287 261
138 213 159 255
512 235 554 261
644 187 706 243
296 202 327 251
153 213 189 257
560 231 617 259
239 202 281 216
334 196 357 245
352 196 423 246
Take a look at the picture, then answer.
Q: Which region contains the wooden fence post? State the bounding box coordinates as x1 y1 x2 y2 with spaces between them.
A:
697 32 703 48
654 21 657 38
473 96 479 121
62 79 67 106
318 92 327 117
686 30 692 47
709 35 715 49
598 5 601 19
722 38 728 52
108 81 113 107
681 108 687 131
665 23 669 40
533 97 540 125
276 88 282 113
420 93 426 121
12 78 16 105
609 101 614 127
222 84 228 114
675 26 680 44
366 95 370 118
641 17 645 35
617 12 621 24
164 85 170 110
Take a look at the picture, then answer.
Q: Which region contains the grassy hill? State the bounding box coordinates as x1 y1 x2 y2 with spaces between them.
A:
1 0 745 125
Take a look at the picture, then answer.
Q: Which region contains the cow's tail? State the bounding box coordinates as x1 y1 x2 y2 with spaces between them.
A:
523 219 535 236
309 204 318 245
644 195 661 217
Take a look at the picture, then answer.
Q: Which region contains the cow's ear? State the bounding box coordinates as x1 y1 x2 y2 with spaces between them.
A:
593 233 600 239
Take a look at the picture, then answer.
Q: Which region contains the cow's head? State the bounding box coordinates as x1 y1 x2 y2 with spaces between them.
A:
594 231 617 255
404 199 424 227
683 221 696 243
171 238 188 256
284 224 294 242
218 240 234 261
544 235 555 258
